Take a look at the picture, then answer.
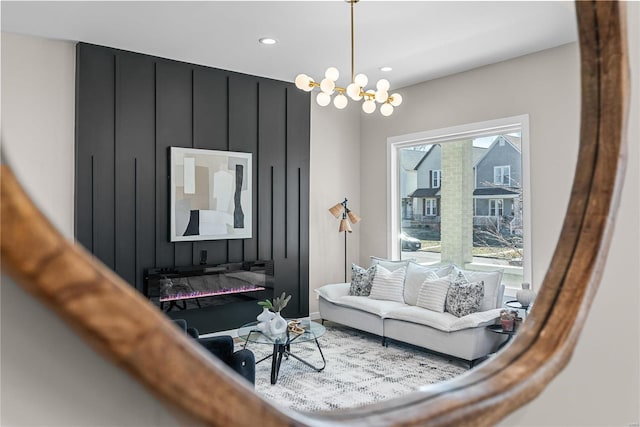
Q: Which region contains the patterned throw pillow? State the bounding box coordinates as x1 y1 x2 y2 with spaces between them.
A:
415 276 451 313
368 265 407 303
445 272 485 317
349 264 376 296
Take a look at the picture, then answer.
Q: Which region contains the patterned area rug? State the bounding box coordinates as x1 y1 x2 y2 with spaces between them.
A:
250 323 468 412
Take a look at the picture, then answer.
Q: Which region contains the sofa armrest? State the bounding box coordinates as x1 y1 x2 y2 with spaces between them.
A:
315 283 350 303
450 308 503 332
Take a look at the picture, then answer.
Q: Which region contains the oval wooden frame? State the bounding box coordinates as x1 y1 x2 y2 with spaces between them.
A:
0 1 629 426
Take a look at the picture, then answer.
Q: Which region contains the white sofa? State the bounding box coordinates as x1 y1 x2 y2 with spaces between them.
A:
316 261 506 365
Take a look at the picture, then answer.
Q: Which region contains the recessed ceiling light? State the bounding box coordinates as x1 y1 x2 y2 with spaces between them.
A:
259 37 277 45
380 66 393 72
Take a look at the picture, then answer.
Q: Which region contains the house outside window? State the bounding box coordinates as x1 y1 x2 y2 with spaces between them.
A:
430 170 441 188
489 199 503 217
494 165 511 185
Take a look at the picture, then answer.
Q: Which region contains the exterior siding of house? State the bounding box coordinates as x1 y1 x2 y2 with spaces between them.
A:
475 137 522 189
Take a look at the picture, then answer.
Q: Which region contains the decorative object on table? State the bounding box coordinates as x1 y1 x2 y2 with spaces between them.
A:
328 198 361 282
287 319 305 335
169 147 252 242
256 292 292 337
294 0 403 116
516 282 536 308
500 310 517 332
514 314 524 331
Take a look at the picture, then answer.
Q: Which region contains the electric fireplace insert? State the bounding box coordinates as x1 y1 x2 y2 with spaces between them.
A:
145 260 274 312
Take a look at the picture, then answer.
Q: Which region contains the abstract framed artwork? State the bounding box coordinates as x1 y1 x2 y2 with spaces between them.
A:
170 147 252 241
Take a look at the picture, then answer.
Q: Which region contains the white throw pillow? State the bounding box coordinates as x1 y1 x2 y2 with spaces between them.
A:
403 262 452 306
416 277 451 312
368 265 407 303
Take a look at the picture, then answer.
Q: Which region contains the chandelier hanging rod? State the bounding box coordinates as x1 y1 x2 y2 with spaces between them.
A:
294 0 403 116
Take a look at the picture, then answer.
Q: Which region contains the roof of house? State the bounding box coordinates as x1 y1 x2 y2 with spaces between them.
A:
473 146 488 164
408 188 441 198
473 188 521 196
400 149 428 171
472 134 521 167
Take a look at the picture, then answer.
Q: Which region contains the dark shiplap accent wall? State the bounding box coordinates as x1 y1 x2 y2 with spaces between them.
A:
75 43 310 332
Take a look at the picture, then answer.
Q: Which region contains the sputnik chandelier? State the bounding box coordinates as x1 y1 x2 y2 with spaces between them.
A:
294 0 403 116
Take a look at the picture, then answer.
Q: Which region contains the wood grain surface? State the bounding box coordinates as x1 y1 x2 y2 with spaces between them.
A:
0 1 629 426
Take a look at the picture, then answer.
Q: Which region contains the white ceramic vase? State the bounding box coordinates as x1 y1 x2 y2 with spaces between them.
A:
256 307 276 335
269 312 288 335
516 282 536 308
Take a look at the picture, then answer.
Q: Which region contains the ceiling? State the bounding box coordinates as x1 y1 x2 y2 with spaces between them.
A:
1 1 577 90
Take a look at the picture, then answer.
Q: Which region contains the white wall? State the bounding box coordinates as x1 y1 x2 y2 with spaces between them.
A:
360 42 581 291
309 101 361 313
0 32 180 427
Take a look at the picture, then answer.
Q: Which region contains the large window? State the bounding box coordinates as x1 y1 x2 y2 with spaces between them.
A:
389 115 531 288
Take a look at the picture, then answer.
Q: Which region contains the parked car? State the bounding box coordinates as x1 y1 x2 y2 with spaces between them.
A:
400 233 422 251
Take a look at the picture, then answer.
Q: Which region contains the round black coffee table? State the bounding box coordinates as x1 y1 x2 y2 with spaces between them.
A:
237 319 326 385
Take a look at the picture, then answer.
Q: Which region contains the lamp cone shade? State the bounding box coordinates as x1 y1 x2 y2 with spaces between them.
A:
339 219 352 233
347 210 361 224
329 203 344 218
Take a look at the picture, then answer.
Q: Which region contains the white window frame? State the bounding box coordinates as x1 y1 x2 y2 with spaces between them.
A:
387 114 531 285
489 199 504 217
431 170 441 188
425 198 437 216
494 165 511 186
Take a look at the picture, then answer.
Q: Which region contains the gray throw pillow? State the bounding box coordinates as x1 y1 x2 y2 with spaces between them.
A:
445 273 485 317
349 264 376 296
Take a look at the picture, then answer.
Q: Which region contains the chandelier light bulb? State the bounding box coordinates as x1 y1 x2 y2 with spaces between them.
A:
316 92 331 107
375 90 389 103
325 67 340 81
380 103 394 116
376 79 390 92
362 99 376 114
346 83 361 100
295 74 311 91
354 73 368 88
347 83 360 101
320 78 335 94
333 93 348 109
389 93 403 107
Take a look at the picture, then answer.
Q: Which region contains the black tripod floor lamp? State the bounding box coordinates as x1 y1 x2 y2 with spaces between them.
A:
328 198 361 282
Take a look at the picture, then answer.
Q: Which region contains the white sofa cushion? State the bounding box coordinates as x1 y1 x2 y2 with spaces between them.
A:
370 256 412 272
368 265 406 303
386 306 503 332
315 283 350 303
333 295 407 317
416 277 450 312
403 262 452 305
